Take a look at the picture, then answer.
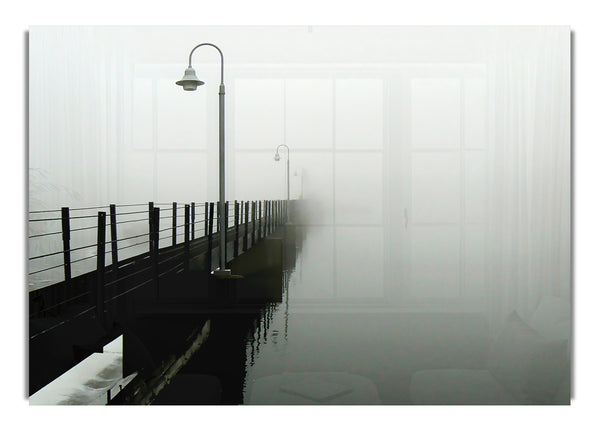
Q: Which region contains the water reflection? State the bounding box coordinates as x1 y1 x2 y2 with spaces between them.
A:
240 225 570 405
244 270 290 372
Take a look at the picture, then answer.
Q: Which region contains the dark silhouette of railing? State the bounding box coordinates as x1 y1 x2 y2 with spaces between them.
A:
28 200 289 338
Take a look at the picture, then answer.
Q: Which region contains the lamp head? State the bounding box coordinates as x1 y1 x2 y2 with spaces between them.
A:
176 67 205 91
274 153 281 162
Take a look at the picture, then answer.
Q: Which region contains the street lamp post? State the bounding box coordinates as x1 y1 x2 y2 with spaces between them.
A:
274 144 290 222
176 43 231 277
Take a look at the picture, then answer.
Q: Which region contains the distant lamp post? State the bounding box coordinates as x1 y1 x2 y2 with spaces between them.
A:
176 43 231 277
274 144 290 222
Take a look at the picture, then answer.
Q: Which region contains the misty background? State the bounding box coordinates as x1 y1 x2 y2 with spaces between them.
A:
28 27 570 404
29 26 569 322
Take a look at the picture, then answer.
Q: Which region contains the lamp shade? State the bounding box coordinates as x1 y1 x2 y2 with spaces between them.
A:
176 67 205 91
274 153 281 161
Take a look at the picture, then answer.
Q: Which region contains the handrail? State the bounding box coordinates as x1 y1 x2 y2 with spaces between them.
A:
28 199 289 288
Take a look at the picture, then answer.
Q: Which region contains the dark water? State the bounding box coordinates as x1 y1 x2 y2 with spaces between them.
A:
152 262 489 404
151 226 569 405
240 269 489 404
150 227 490 405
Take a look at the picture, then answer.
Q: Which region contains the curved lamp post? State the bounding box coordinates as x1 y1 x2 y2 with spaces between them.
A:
274 144 290 222
176 43 231 277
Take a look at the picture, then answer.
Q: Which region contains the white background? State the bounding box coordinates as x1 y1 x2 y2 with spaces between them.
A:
2 1 599 430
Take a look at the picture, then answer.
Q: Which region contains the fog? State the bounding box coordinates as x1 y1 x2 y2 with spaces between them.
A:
29 26 571 404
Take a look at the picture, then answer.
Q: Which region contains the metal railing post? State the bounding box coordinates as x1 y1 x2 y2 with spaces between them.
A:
96 211 106 327
258 201 262 241
207 202 215 271
108 204 118 319
60 207 71 312
224 201 229 265
251 201 256 246
109 204 118 269
152 207 160 298
204 202 209 237
244 201 249 252
234 200 239 258
148 202 154 253
61 207 72 283
184 204 190 272
191 202 196 241
172 202 177 246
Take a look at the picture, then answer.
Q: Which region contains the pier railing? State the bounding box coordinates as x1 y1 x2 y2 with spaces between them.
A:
28 200 289 325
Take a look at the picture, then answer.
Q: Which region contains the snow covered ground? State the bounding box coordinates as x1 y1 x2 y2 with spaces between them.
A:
29 336 136 405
